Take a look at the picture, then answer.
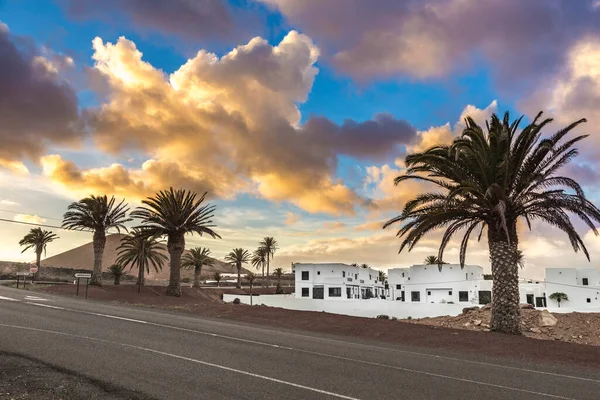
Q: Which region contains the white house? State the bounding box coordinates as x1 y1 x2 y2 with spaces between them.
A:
545 268 600 309
293 263 385 300
387 264 493 305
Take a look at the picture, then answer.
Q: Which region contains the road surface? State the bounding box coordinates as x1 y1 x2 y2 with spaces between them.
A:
1 284 600 400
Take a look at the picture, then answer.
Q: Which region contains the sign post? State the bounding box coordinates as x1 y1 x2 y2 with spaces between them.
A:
74 273 92 299
16 272 29 289
29 265 38 283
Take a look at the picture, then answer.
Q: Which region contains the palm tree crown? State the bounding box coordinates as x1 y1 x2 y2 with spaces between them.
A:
62 195 130 232
182 247 214 288
251 247 267 273
116 229 167 280
19 228 58 257
384 111 600 334
225 248 250 288
259 237 278 286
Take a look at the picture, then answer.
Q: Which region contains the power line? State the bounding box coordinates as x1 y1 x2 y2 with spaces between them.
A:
0 208 63 222
0 218 121 234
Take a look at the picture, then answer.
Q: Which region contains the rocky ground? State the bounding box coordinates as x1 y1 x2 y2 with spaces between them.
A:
406 304 600 346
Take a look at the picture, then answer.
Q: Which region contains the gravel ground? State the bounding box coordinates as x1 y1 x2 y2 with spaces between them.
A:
0 352 153 400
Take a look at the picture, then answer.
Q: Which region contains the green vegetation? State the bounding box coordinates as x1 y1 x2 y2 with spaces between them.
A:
62 195 131 286
259 237 278 287
213 272 222 287
273 267 284 294
182 247 214 289
108 264 125 285
549 292 569 308
131 188 221 297
115 229 167 290
423 255 446 265
251 247 267 278
384 111 600 334
19 228 58 280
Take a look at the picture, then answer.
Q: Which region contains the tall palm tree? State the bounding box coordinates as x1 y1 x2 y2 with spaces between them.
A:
182 247 214 289
360 263 370 269
384 111 600 334
62 195 130 286
225 248 250 289
19 228 58 280
213 272 222 287
131 188 221 297
260 237 278 287
273 267 284 294
251 247 267 278
115 229 167 290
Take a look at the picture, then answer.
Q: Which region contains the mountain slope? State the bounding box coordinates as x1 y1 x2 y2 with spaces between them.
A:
41 234 250 279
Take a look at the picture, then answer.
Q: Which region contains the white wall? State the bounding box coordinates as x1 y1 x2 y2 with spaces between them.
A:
223 294 468 319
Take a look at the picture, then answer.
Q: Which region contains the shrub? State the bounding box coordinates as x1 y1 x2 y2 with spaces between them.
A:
233 298 241 305
376 314 390 319
407 316 412 320
391 317 397 321
181 277 191 283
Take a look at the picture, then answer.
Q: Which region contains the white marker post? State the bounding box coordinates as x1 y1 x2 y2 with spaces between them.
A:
16 272 30 289
74 273 92 299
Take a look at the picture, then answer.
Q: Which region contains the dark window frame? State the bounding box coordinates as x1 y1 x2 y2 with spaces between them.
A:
411 291 420 302
583 278 589 286
301 288 309 297
328 287 342 297
301 271 309 280
458 291 468 302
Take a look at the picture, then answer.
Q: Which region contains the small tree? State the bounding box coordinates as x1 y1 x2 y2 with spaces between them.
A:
109 264 125 285
549 292 569 308
273 267 284 294
360 263 370 269
245 272 256 305
116 229 167 291
214 272 222 287
423 255 447 265
182 247 214 289
378 270 387 282
19 227 59 280
225 248 250 288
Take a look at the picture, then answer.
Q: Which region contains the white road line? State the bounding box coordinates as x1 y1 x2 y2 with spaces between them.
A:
19 303 590 398
0 295 19 301
0 323 360 400
24 296 50 301
25 303 65 310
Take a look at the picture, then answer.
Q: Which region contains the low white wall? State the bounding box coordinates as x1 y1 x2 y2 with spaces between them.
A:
223 294 469 319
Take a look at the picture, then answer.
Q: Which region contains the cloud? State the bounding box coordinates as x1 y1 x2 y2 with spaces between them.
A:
322 221 346 230
261 0 600 86
42 32 415 215
62 0 258 43
0 199 19 206
354 221 385 232
285 212 301 225
14 214 47 224
0 24 81 170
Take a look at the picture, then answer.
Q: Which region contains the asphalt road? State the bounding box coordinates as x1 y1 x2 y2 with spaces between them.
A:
1 285 600 400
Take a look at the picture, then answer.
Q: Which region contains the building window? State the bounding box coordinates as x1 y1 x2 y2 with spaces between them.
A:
301 288 309 297
408 277 411 281
411 291 420 302
317 271 320 275
583 278 589 286
587 298 591 303
355 274 358 279
329 287 341 297
427 291 431 296
448 291 452 296
301 271 309 280
402 272 404 277
396 284 401 290
459 291 468 302
342 271 346 278
369 274 372 280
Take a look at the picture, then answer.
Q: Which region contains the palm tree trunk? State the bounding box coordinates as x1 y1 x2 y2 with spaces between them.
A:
91 229 106 286
236 264 241 289
488 224 521 334
193 265 202 289
114 275 121 285
266 257 271 287
262 263 265 278
166 233 185 297
35 250 41 281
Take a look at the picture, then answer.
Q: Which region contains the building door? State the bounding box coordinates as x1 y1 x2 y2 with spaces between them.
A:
526 294 534 306
313 286 324 299
478 291 492 305
346 287 352 299
535 297 546 307
401 291 405 302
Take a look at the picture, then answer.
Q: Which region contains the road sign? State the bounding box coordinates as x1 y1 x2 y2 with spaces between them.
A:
74 273 92 279
30 265 38 274
16 272 30 276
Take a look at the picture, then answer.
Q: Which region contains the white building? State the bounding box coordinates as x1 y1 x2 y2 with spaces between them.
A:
387 264 492 305
544 268 600 309
293 263 385 300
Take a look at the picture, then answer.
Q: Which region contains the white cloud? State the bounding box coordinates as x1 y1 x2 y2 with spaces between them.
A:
0 200 19 206
13 214 47 224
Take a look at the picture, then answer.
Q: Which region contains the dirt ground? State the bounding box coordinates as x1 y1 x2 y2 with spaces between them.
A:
0 352 151 400
406 304 600 346
36 284 600 370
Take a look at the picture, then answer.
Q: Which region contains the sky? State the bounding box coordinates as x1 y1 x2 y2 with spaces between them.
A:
2 0 600 279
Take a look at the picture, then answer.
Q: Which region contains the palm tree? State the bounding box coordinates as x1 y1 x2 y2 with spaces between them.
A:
225 248 250 288
19 228 58 280
245 272 257 305
260 237 278 287
423 255 447 265
182 247 214 289
62 195 130 286
251 247 267 278
516 250 525 269
384 111 600 334
213 272 222 287
549 292 569 308
360 263 369 269
378 270 387 282
131 188 221 297
350 263 359 267
109 264 125 285
273 267 284 294
115 229 167 291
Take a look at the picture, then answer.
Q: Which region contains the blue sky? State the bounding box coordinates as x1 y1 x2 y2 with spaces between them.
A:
1 0 600 278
